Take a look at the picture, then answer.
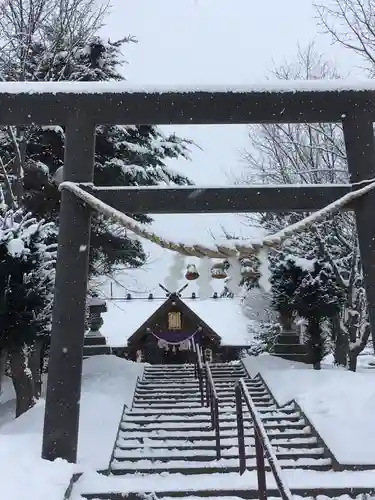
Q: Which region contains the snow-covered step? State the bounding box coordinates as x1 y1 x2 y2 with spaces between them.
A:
120 419 307 432
134 389 270 398
144 366 195 370
121 411 303 423
138 377 258 384
135 384 268 393
219 403 276 410
132 401 203 408
118 427 311 440
142 370 246 377
116 435 319 450
110 456 332 474
132 402 276 410
143 366 245 372
125 405 294 417
113 447 326 461
132 394 275 405
142 374 246 381
143 370 246 377
134 387 268 397
133 395 273 404
136 381 262 391
81 488 375 500
144 363 243 369
144 364 245 370
138 379 250 388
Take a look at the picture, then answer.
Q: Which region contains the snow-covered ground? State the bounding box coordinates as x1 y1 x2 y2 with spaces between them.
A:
3 351 375 499
0 356 143 500
243 352 375 465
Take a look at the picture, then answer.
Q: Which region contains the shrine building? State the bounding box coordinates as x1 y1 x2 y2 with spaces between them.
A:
89 290 271 364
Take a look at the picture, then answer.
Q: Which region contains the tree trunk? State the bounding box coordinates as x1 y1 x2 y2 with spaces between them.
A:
308 317 322 370
0 348 7 396
9 346 36 417
29 339 43 398
348 350 358 372
348 323 371 372
332 314 348 367
346 312 365 373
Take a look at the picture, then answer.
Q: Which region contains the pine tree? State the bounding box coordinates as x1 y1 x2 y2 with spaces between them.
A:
0 209 56 415
0 36 193 279
292 260 343 369
270 254 309 330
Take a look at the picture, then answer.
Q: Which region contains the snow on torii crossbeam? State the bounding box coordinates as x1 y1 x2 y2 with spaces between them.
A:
2 81 373 464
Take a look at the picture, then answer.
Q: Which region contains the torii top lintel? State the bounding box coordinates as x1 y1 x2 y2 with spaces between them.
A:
1 80 375 125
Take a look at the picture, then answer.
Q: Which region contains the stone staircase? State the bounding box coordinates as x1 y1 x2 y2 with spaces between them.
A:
110 363 330 475
77 361 338 499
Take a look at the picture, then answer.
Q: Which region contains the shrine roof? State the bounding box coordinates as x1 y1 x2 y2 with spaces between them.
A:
101 294 268 348
101 297 164 347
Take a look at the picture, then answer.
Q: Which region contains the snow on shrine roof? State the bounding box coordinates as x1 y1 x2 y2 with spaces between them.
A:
101 298 164 348
183 297 257 347
101 296 259 348
3 79 375 94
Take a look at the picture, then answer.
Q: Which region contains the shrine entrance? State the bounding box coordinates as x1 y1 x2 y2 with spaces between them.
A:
162 345 189 364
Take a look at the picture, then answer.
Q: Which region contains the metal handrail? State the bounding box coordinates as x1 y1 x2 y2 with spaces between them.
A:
192 340 205 406
235 378 293 500
204 361 221 459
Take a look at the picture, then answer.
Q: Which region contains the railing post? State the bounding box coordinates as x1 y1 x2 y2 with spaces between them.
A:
42 113 95 463
214 398 221 460
210 389 215 429
198 363 204 407
191 340 197 378
235 384 246 475
255 429 267 500
205 368 210 408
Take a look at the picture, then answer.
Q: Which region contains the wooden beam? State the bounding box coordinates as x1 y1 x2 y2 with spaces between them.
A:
343 114 375 362
42 114 95 463
80 184 357 214
1 83 375 125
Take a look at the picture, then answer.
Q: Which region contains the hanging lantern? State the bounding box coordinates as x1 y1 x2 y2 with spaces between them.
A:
211 261 227 279
185 263 200 281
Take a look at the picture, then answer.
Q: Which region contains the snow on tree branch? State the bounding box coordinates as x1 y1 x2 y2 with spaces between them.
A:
60 179 375 259
262 180 375 247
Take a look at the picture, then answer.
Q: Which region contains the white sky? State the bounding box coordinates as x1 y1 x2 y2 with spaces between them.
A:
99 0 358 296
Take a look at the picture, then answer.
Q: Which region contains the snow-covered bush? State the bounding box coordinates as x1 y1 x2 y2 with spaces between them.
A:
0 209 56 415
270 254 309 330
292 260 343 369
247 321 282 356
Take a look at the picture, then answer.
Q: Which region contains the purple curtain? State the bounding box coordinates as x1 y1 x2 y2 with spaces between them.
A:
153 330 201 344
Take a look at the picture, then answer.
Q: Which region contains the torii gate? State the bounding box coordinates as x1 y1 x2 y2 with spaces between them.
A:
1 81 374 463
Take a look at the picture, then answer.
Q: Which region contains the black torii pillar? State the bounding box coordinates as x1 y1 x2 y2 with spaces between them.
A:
42 113 95 463
343 113 375 351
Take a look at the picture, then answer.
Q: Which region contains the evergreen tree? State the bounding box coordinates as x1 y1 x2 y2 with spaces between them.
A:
0 209 56 415
292 260 343 369
270 254 309 330
1 36 193 279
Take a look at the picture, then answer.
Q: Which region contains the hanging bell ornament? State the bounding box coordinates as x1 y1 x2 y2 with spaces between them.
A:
185 264 200 281
210 261 227 279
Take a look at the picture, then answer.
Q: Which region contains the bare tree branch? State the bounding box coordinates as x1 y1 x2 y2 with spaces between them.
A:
315 0 375 75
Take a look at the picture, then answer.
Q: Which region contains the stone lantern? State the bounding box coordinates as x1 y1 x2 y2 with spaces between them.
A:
87 296 107 334
84 296 111 356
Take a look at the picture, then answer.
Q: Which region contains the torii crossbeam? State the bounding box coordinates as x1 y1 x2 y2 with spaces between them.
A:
0 81 373 463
